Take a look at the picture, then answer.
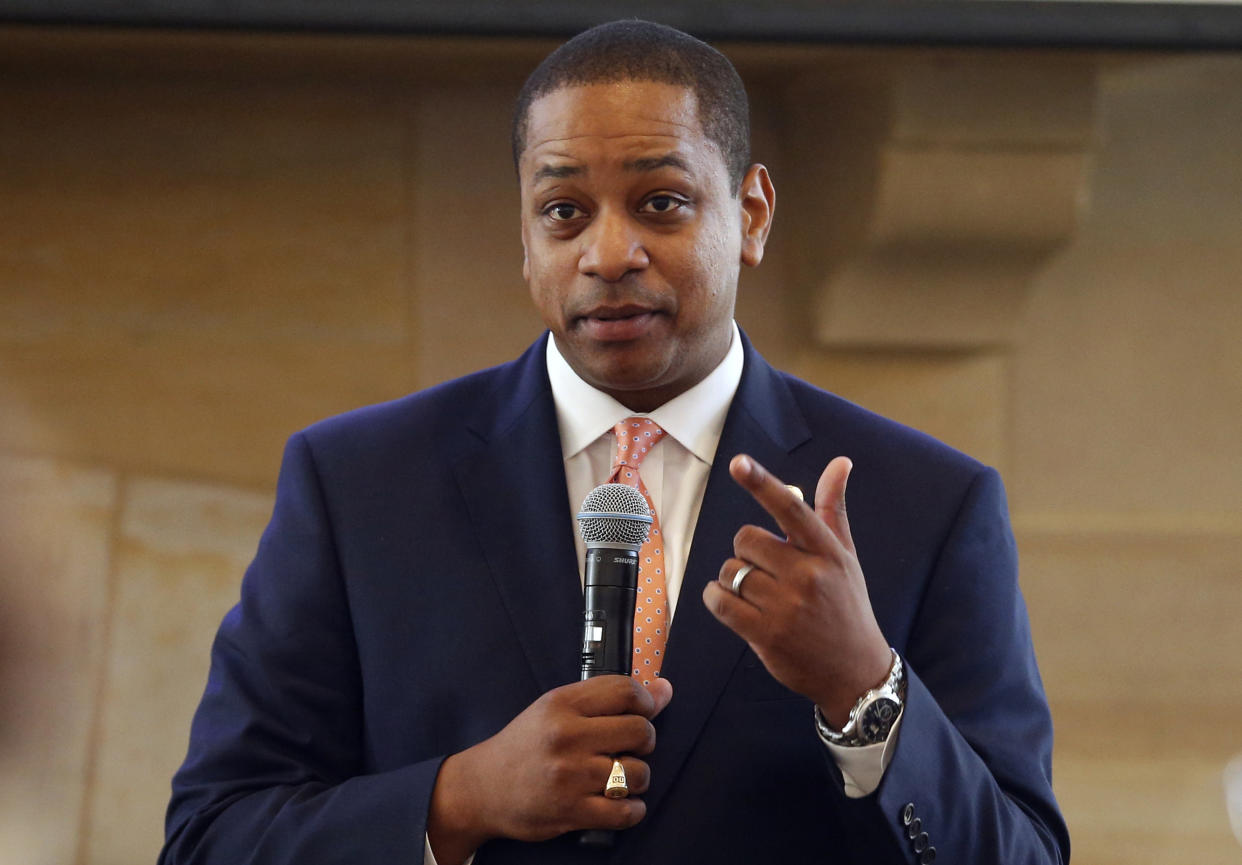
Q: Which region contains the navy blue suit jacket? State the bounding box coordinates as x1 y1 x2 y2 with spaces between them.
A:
162 333 1069 864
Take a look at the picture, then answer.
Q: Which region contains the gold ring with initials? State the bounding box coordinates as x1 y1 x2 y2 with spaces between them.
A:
604 759 628 799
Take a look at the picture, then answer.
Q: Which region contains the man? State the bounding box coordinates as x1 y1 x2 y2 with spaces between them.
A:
162 20 1069 865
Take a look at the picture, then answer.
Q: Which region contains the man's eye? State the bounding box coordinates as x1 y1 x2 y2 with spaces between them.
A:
640 195 686 214
545 203 583 221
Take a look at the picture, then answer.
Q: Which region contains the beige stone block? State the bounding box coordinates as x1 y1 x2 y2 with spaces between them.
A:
409 85 545 388
1010 56 1242 517
816 248 1045 348
781 57 1096 351
777 71 891 299
1018 526 1242 862
812 147 1088 348
1050 699 1239 768
1089 55 1242 245
872 149 1086 248
787 349 1006 468
0 65 428 490
0 76 408 345
0 454 117 865
1053 754 1239 864
1018 530 1242 708
1014 255 1242 516
0 334 418 490
83 476 271 865
889 56 1098 147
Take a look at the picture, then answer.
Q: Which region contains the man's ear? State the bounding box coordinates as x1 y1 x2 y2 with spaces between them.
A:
520 225 531 282
738 163 775 268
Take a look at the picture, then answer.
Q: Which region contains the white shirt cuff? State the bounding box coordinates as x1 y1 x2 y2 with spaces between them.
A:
820 712 904 798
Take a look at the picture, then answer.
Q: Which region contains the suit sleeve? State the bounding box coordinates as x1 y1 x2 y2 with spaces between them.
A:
841 466 1071 864
160 433 442 865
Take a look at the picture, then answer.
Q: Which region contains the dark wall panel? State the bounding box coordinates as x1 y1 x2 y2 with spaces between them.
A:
2 0 1242 48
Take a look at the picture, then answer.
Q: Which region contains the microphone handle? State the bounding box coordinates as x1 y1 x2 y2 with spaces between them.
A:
580 546 637 680
579 545 638 849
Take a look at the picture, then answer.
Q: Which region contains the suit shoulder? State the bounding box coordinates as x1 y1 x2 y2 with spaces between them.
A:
777 370 988 481
304 369 482 441
293 348 544 470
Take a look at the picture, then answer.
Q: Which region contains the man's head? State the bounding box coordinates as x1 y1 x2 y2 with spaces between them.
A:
512 20 751 193
514 21 775 412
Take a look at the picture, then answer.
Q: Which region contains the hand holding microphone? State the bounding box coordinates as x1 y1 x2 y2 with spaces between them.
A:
426 483 671 864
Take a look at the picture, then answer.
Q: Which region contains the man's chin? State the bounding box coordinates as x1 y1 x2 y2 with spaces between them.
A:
583 363 670 396
571 352 672 398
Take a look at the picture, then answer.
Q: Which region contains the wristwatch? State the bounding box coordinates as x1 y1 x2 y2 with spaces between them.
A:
814 648 905 747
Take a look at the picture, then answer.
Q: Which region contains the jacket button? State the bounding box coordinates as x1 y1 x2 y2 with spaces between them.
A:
914 832 930 853
906 817 922 840
920 847 937 864
901 803 916 825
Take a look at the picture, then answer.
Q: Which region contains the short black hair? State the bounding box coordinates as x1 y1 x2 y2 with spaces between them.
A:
512 20 751 192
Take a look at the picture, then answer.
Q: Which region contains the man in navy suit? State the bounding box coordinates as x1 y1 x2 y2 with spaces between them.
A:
162 20 1069 865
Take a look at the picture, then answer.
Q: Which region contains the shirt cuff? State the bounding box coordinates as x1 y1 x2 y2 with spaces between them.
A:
820 712 904 798
424 833 476 865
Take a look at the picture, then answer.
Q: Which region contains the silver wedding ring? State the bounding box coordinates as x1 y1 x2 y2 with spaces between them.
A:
730 563 755 595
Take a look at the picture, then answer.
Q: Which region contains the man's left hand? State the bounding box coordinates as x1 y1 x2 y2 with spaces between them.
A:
702 454 893 728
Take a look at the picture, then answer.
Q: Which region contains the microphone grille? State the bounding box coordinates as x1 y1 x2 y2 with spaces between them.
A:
577 483 653 547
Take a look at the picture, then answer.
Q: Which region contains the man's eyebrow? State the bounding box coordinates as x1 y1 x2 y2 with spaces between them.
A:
532 163 584 183
530 154 689 183
623 154 691 173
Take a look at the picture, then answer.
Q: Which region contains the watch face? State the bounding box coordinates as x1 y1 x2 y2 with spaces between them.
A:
858 697 901 743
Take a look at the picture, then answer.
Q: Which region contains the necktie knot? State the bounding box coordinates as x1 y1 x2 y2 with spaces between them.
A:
611 417 666 479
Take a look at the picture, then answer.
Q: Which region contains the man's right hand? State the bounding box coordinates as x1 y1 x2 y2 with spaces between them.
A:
427 675 673 865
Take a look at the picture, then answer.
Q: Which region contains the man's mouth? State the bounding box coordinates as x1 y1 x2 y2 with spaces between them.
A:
588 304 654 321
578 305 661 340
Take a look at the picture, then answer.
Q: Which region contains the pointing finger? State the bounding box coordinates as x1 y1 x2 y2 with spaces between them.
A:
729 454 834 554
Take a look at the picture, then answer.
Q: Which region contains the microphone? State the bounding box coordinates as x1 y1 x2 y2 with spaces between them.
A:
575 482 651 849
576 482 652 680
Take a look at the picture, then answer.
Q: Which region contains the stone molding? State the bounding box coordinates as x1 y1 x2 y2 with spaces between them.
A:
782 54 1099 350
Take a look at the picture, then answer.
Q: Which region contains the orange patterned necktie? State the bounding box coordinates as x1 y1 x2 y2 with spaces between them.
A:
609 417 668 688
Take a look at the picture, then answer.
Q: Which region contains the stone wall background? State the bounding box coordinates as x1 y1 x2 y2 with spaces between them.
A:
1 27 1239 865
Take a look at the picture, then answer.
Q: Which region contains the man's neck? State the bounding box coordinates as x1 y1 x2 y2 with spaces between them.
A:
546 322 744 465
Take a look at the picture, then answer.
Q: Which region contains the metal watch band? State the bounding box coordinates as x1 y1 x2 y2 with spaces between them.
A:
814 648 904 747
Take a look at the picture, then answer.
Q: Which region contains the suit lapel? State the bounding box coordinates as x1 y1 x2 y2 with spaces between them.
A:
452 337 583 695
642 339 813 815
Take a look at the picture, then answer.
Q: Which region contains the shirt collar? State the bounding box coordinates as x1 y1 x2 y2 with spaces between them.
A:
546 322 744 465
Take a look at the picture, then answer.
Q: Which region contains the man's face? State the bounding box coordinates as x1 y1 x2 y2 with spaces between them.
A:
519 81 771 412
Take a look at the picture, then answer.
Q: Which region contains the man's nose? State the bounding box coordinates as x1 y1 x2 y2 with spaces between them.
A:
578 208 649 281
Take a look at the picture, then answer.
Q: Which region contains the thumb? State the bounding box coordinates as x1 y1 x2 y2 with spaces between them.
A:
814 456 855 551
646 676 674 718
